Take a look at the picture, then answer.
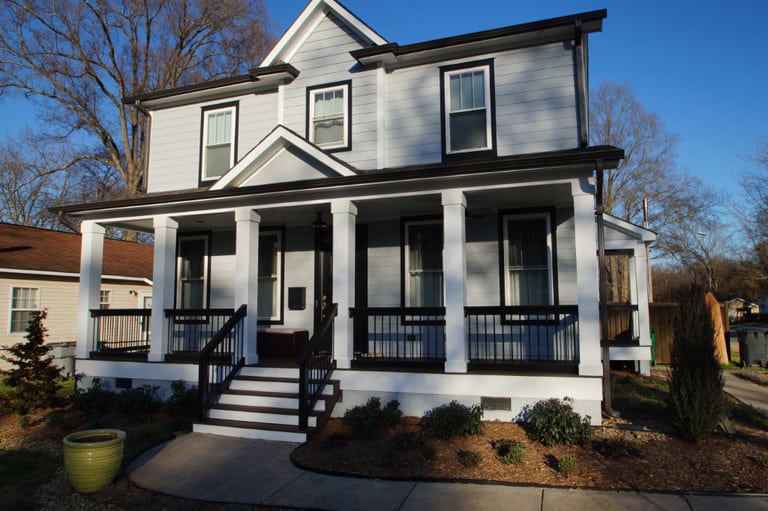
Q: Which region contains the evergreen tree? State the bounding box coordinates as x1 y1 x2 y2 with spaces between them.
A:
667 286 728 441
2 310 59 412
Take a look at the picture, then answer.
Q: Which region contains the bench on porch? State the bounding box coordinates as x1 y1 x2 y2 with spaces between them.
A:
257 328 309 359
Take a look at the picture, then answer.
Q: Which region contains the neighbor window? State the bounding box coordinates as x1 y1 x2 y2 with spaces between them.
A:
442 62 494 155
502 213 553 306
258 231 283 321
200 103 237 182
307 82 350 150
177 236 208 309
404 222 443 307
99 290 111 310
10 287 40 333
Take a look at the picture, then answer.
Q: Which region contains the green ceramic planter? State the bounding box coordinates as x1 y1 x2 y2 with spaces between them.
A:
63 429 126 493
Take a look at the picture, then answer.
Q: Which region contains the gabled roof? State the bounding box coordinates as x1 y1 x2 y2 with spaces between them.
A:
211 126 358 190
0 223 153 282
604 214 656 243
261 0 387 66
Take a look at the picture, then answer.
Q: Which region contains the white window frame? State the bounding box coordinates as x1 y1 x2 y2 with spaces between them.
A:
443 64 493 155
9 287 41 334
502 212 554 306
404 220 444 307
201 104 237 182
308 83 350 150
99 289 111 310
176 235 209 309
257 230 282 322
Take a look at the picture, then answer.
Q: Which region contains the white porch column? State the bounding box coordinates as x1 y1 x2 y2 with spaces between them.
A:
633 247 652 375
235 208 261 365
149 216 178 362
572 178 602 376
331 200 357 369
76 221 105 359
442 190 468 373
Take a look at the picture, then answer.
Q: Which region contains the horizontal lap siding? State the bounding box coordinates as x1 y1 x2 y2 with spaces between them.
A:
237 93 278 159
555 208 578 304
283 226 314 331
365 221 400 307
283 13 379 170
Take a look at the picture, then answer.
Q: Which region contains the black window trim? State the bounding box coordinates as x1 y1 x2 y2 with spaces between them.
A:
257 226 286 326
198 101 240 187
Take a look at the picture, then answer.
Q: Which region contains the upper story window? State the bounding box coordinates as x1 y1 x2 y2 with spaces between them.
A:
200 103 238 183
10 287 40 333
441 60 495 157
501 212 554 306
403 221 444 307
177 235 209 309
307 81 351 151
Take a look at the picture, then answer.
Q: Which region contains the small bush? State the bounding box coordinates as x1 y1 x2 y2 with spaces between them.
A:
422 401 483 439
342 397 402 437
457 449 483 467
115 385 159 417
520 397 591 446
491 439 524 464
74 377 112 411
165 380 198 416
420 438 437 460
558 454 576 477
389 431 423 451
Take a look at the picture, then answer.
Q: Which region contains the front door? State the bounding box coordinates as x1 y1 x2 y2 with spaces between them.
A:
314 225 333 331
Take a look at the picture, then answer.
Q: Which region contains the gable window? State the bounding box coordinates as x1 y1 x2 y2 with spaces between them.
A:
10 287 40 333
441 61 495 156
200 103 238 183
177 235 208 309
99 290 111 310
258 230 283 322
502 213 554 306
307 82 350 151
404 221 443 307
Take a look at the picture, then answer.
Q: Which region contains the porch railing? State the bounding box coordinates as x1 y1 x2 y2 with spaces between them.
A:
350 307 446 366
198 304 247 420
90 308 151 356
297 303 338 431
465 305 579 366
605 303 639 343
166 308 235 355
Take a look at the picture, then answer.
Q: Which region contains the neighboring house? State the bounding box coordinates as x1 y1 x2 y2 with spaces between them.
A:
53 0 655 441
0 223 153 373
727 297 760 322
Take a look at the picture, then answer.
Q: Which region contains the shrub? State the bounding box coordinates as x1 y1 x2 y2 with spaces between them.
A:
421 401 483 439
165 380 198 416
74 377 112 411
420 438 437 460
342 397 402 437
457 449 483 467
115 385 159 417
520 397 591 446
668 286 728 441
1 311 59 413
389 431 423 451
558 454 576 477
491 439 524 464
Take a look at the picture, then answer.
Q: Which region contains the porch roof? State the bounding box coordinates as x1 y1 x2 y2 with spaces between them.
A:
51 145 623 220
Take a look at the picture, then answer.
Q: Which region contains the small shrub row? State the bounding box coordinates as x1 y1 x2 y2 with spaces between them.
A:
422 400 483 439
519 397 591 446
342 397 402 437
75 378 160 417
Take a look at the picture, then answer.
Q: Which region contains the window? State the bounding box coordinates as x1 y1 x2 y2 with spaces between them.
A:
200 103 237 182
257 231 282 321
99 290 111 310
441 61 495 155
404 222 443 307
10 287 40 333
502 213 553 306
177 236 208 309
307 82 350 150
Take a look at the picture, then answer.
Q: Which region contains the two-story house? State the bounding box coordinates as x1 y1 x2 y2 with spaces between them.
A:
54 0 654 441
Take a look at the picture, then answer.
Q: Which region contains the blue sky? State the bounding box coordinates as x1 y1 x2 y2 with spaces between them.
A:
1 0 764 206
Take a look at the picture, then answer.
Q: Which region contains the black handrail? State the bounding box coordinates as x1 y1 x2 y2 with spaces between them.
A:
198 304 247 420
297 303 338 431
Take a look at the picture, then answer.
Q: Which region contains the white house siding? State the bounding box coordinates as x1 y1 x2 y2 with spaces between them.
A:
282 226 315 332
208 231 236 308
282 12 379 170
237 92 278 160
364 220 401 307
0 277 149 369
555 208 579 305
465 216 500 306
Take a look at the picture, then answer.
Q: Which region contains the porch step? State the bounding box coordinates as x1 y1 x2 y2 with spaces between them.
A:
193 366 341 442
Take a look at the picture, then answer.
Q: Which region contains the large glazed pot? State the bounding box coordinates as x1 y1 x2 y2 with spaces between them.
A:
63 429 126 493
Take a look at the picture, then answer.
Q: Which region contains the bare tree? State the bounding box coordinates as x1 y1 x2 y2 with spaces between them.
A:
740 140 768 243
0 0 274 225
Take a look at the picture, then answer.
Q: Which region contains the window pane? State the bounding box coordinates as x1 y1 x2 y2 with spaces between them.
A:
205 144 231 178
11 310 35 333
312 87 345 146
407 224 443 306
450 75 461 111
207 111 231 145
314 118 344 146
257 233 280 319
509 269 548 306
178 239 206 309
450 110 487 151
180 280 204 309
506 217 549 306
258 277 277 318
472 71 485 108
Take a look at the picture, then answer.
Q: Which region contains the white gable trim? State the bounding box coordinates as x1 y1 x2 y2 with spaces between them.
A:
261 0 387 67
210 126 357 190
604 214 656 243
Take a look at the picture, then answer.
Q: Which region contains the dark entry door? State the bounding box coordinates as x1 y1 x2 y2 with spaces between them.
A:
313 225 333 330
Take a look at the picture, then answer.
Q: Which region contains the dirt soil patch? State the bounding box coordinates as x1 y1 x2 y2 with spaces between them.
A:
293 416 768 493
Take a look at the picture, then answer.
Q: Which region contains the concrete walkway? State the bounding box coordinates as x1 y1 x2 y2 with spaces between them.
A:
127 433 768 511
723 370 768 414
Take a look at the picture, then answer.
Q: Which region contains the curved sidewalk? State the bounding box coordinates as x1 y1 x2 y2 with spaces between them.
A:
127 433 768 511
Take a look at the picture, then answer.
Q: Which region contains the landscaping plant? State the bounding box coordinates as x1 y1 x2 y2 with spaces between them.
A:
421 400 483 439
457 449 483 467
491 439 525 464
342 397 402 437
520 397 591 446
667 285 728 441
1 311 60 413
557 454 576 477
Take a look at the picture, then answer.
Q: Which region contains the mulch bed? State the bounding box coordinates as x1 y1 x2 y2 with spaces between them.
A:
292 416 768 493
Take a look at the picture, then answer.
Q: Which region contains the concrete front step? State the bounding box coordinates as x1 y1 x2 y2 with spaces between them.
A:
208 404 318 428
193 419 308 442
229 376 299 394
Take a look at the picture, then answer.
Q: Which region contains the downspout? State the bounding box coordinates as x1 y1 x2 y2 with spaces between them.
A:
596 159 619 417
574 21 589 149
134 100 151 194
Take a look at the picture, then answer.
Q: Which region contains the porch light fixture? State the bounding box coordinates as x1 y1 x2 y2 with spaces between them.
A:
311 212 328 229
